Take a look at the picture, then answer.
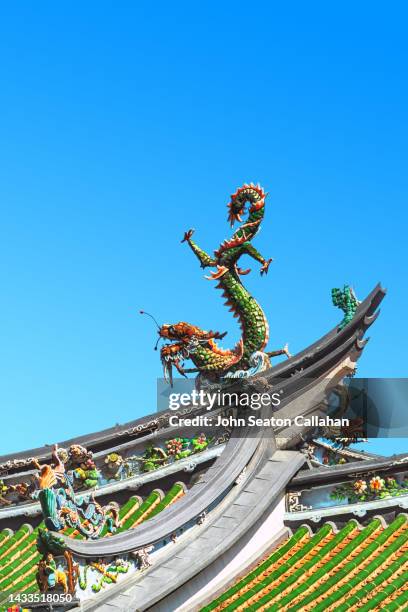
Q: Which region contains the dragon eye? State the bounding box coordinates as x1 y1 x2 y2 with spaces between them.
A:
168 326 175 334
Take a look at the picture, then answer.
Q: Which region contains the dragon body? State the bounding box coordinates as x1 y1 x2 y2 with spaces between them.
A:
160 184 290 383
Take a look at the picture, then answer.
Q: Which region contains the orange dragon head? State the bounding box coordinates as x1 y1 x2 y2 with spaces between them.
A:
158 322 227 385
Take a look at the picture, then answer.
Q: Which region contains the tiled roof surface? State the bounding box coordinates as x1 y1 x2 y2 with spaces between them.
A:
203 515 408 611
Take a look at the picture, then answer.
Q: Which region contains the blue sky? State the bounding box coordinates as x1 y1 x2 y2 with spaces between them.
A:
0 3 407 454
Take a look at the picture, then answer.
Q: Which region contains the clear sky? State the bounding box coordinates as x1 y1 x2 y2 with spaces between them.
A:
0 3 407 454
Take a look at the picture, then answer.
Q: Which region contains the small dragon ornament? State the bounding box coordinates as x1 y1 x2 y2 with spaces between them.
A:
332 285 360 330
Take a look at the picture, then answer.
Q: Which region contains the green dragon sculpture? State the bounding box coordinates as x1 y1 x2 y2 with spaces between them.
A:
332 285 360 330
159 183 290 383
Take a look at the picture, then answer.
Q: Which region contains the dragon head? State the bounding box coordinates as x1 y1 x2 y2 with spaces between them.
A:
227 183 266 227
159 322 201 341
159 322 227 384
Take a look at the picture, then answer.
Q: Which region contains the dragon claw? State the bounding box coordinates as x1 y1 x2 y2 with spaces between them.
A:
174 360 188 378
205 265 228 280
181 228 195 243
283 343 291 358
260 258 273 275
236 266 251 276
